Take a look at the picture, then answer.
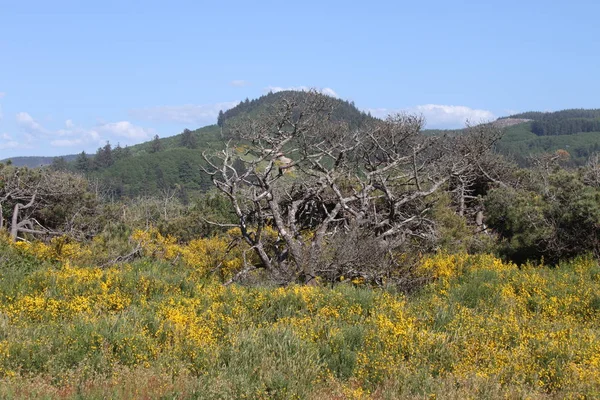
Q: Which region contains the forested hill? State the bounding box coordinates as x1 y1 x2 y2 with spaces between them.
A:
49 91 378 197
219 90 377 129
502 109 600 136
7 98 600 191
495 109 600 165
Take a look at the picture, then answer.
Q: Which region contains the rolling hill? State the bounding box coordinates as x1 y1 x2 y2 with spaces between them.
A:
6 93 600 193
81 91 376 197
0 154 80 168
496 110 600 165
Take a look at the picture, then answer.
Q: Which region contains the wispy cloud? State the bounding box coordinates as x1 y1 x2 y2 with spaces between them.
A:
0 140 20 150
98 121 152 140
230 80 250 87
368 104 496 129
265 86 339 98
0 132 32 151
16 112 48 135
14 113 155 148
129 101 239 126
0 92 5 99
51 119 154 147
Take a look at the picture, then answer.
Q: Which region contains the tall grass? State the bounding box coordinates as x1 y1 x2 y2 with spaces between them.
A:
0 238 599 398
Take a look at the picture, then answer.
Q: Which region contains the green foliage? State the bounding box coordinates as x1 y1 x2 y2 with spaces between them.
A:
93 142 114 169
180 128 197 149
49 157 68 172
506 109 600 136
149 134 161 153
492 110 600 165
91 148 213 197
497 124 600 166
485 171 600 263
429 193 497 255
74 151 91 173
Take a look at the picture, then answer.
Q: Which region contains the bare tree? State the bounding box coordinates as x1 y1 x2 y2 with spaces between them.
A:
202 91 502 285
583 153 600 187
0 166 90 241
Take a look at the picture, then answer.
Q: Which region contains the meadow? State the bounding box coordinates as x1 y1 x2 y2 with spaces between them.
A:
0 232 599 399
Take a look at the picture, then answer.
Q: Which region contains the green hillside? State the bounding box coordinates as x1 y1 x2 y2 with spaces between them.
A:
88 125 223 197
497 122 600 165
495 119 600 165
72 91 377 197
10 96 600 188
505 109 600 136
220 90 375 129
427 111 600 166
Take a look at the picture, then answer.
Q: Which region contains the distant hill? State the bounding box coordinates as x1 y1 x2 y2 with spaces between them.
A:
220 90 376 130
8 96 600 189
502 109 600 136
91 125 223 197
0 154 79 168
495 109 600 165
83 91 379 197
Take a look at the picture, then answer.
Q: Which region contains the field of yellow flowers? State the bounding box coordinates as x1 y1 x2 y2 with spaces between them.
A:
0 231 600 399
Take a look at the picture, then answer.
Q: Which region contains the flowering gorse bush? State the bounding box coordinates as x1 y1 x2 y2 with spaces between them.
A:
1 233 600 398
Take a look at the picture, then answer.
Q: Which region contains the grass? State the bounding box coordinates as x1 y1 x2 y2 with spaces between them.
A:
0 238 600 398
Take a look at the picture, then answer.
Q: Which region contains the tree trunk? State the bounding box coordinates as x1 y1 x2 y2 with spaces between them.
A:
10 204 20 241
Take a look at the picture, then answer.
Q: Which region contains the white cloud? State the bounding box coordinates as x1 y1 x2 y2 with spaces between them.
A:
16 112 47 134
0 92 5 99
265 86 339 98
52 119 153 147
50 138 85 147
0 132 17 150
12 112 155 149
98 121 152 140
129 102 239 126
0 140 19 150
368 104 496 129
230 80 250 87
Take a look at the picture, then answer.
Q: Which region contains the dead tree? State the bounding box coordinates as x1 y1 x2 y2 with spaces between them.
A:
583 153 600 187
202 91 501 285
446 122 508 225
0 166 90 241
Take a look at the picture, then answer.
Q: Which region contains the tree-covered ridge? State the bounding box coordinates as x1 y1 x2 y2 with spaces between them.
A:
53 91 379 198
506 109 600 121
503 109 600 136
0 155 79 168
496 124 600 166
219 90 377 130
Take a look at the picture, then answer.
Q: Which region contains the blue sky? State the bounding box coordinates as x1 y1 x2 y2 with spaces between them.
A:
1 0 600 158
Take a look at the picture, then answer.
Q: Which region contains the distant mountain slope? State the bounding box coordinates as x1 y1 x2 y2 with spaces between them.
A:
502 109 600 136
89 125 223 197
426 109 600 166
496 121 600 165
87 91 379 197
8 96 600 188
0 154 79 168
